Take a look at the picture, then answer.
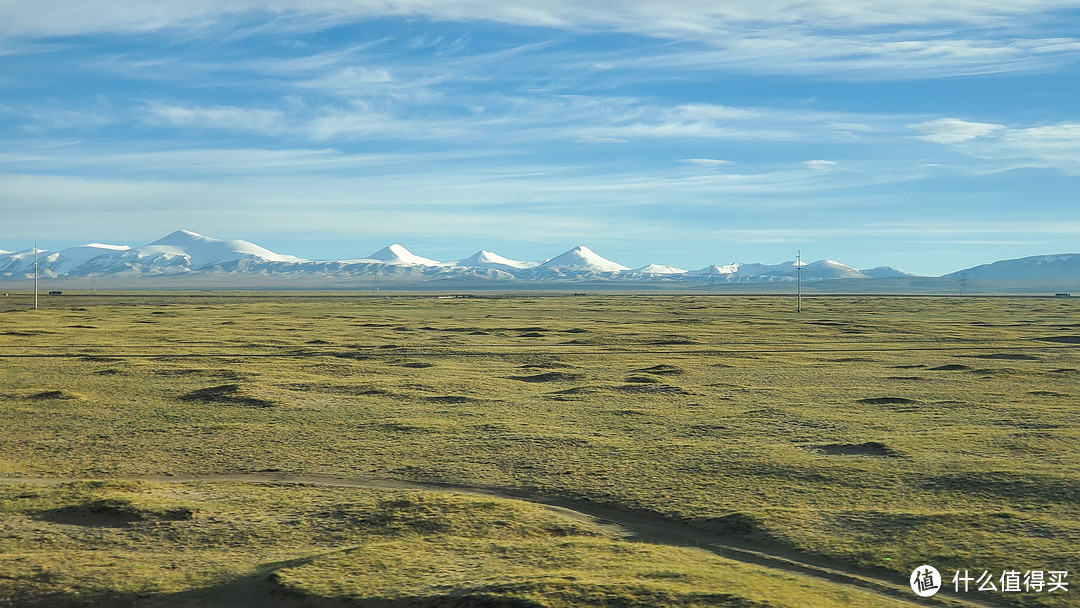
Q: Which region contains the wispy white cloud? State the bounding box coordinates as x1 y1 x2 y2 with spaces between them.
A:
0 140 505 177
915 118 1080 174
914 118 1006 144
300 106 470 141
574 135 628 144
144 103 288 135
565 102 903 143
2 1 1077 79
618 31 1080 79
680 158 734 167
3 1 1077 36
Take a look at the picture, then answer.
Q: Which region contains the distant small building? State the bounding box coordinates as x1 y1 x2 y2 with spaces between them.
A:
1054 293 1072 298
48 290 63 296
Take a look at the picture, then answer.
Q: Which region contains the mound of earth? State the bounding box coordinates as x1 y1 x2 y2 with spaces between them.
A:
616 384 689 395
36 498 194 528
857 397 916 405
624 375 661 384
1034 335 1080 344
182 384 277 407
814 442 903 457
27 390 84 401
635 364 685 376
425 395 481 404
507 372 581 383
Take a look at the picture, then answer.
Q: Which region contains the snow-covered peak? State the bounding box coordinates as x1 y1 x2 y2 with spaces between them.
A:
365 244 442 266
804 259 866 279
631 264 686 275
538 246 629 272
150 229 203 245
457 250 537 269
141 230 303 267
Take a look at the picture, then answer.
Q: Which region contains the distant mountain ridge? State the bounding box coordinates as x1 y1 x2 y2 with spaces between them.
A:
0 229 1057 285
942 253 1080 280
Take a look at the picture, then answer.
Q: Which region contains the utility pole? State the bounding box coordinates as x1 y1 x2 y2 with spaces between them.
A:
33 243 38 310
796 250 802 313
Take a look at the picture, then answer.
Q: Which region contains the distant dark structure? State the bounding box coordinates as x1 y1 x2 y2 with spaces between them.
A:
48 290 62 296
1054 293 1072 298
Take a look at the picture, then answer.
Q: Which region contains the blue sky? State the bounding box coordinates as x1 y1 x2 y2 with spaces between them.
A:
1 1 1079 275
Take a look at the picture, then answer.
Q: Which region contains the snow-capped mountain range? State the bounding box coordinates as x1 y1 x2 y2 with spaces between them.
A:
0 230 911 283
1 229 1070 284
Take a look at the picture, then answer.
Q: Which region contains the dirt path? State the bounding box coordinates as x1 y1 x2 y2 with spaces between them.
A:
0 472 1000 608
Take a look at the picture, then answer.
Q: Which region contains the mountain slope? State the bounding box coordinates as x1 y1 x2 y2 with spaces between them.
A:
860 266 914 278
944 253 1080 279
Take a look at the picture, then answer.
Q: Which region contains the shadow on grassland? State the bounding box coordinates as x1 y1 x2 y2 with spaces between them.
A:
128 572 756 608
8 567 548 608
133 571 549 608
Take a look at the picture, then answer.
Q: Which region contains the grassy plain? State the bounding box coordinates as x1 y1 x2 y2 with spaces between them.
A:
0 293 1077 606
